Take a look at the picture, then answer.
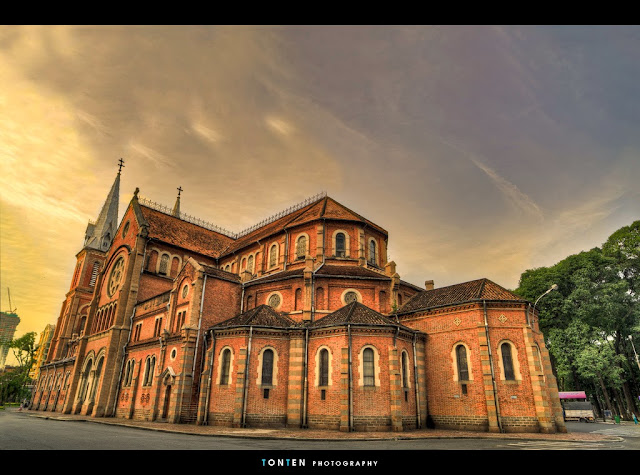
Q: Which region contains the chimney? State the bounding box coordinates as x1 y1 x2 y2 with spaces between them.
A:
425 280 434 291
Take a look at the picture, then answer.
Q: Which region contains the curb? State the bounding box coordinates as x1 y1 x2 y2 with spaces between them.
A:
19 411 624 443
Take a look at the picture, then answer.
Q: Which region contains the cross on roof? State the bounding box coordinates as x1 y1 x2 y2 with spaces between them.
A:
118 158 125 174
177 186 183 198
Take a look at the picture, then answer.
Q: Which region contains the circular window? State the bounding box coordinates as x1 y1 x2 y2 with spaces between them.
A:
122 221 130 238
107 257 125 297
344 291 359 304
170 348 177 360
267 293 281 308
182 284 189 298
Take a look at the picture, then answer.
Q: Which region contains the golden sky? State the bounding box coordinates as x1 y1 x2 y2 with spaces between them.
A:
1 26 639 361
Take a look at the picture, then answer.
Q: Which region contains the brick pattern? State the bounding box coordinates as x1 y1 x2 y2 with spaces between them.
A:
34 191 566 436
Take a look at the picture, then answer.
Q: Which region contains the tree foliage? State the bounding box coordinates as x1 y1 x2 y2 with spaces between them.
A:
515 220 640 418
0 332 37 405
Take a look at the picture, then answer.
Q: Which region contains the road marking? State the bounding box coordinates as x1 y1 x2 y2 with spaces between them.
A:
592 427 640 438
500 440 608 450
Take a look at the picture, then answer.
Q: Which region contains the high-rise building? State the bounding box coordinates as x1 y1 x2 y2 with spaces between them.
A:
0 311 20 370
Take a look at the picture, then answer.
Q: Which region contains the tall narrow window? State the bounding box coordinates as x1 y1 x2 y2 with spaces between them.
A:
501 343 515 380
269 244 278 268
262 349 274 386
144 356 156 386
220 349 231 385
319 349 329 387
247 255 254 273
159 254 169 275
363 348 375 386
401 351 409 388
336 233 346 257
368 239 377 265
456 344 469 381
296 236 306 259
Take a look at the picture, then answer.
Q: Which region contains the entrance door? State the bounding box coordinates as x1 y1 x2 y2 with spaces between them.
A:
162 385 171 419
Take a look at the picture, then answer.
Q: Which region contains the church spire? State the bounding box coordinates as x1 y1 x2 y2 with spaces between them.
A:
84 159 123 251
172 186 182 217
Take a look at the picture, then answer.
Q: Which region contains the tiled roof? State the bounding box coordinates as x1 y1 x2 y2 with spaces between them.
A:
396 278 525 314
222 196 387 255
139 205 234 259
136 194 387 262
201 264 241 282
310 301 414 331
244 268 304 286
315 264 390 280
211 305 298 329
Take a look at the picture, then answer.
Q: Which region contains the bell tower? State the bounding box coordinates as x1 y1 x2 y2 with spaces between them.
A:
46 160 124 362
84 158 123 251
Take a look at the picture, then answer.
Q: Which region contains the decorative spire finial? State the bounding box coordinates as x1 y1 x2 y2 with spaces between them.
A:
172 186 182 217
118 158 125 175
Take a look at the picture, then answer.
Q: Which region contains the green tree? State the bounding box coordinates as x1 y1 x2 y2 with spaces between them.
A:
515 221 640 419
0 332 37 405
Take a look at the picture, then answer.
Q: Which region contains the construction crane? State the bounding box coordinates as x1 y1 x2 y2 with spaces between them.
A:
6 287 17 313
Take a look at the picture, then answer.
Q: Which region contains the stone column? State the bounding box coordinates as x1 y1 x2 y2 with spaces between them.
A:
233 346 248 428
339 347 351 432
478 327 501 432
286 333 306 428
389 346 403 432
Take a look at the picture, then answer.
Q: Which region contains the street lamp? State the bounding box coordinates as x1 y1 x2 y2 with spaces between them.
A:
629 335 640 371
531 284 558 326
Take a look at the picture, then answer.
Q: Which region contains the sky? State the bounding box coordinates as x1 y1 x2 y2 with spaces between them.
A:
1 25 639 360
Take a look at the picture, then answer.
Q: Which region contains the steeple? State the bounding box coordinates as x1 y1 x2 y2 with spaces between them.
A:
172 186 182 217
84 159 123 251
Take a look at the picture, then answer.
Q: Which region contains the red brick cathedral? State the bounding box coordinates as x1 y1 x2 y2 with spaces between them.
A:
32 165 566 434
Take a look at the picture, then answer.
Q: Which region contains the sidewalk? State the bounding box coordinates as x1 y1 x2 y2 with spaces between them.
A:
17 408 625 442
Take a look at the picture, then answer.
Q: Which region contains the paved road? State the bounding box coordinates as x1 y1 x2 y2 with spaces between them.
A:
1 410 638 451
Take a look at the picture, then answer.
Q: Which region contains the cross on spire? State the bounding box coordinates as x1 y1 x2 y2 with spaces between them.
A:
118 158 125 175
177 186 183 198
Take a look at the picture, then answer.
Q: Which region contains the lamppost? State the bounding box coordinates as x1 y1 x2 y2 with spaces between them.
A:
531 283 558 326
629 335 640 371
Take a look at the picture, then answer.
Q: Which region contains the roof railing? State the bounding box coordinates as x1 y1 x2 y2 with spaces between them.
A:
137 191 326 239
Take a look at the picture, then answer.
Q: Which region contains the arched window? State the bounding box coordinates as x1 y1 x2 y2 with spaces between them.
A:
295 288 302 311
401 351 409 388
123 359 134 387
368 239 377 266
220 348 231 385
90 357 104 399
501 343 515 380
159 254 169 275
319 348 329 387
247 255 254 273
336 232 346 257
296 236 307 260
456 344 469 381
144 356 156 386
363 348 375 387
269 244 278 268
170 256 180 277
261 349 274 386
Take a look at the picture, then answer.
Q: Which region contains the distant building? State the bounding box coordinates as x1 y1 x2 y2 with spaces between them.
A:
0 311 20 370
30 324 55 380
31 164 566 434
